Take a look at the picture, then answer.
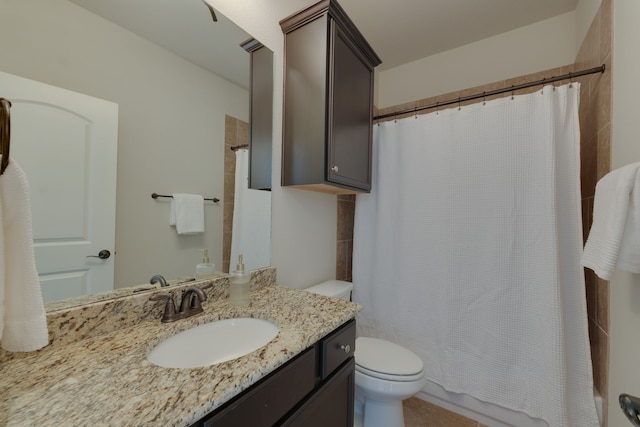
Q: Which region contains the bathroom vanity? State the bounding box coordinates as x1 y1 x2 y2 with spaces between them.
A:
195 319 355 426
0 269 361 426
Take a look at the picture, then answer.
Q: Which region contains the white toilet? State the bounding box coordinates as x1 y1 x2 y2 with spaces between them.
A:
304 280 426 427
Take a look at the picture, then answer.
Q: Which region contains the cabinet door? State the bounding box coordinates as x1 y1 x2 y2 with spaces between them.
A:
327 21 373 192
199 348 315 427
248 44 273 190
281 358 355 427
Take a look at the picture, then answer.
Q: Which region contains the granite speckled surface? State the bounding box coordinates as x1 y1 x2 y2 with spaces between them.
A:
0 268 361 426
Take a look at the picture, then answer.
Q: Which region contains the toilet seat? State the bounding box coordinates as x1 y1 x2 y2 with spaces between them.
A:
355 337 424 382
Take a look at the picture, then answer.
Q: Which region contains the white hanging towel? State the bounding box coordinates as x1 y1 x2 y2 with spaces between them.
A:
169 193 205 235
582 162 640 279
0 157 48 352
230 149 271 271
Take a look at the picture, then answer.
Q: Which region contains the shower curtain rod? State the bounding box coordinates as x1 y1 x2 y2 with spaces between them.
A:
373 64 606 121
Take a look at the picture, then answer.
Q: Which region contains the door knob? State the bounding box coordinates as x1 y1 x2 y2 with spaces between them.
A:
87 249 111 260
331 165 339 173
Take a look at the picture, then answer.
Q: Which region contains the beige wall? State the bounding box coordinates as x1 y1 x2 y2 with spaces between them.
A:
609 1 640 426
0 0 249 287
376 12 576 108
213 0 338 289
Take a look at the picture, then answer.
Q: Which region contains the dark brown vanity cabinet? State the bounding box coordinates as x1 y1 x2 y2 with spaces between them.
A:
280 0 381 194
193 319 356 427
241 38 273 191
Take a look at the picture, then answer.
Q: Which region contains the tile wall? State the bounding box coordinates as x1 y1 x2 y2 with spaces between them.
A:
575 1 612 424
337 1 612 422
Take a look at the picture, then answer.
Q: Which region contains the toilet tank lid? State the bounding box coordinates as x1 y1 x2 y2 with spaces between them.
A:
304 280 353 298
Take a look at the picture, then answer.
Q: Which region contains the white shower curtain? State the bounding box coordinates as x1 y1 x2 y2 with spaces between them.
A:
230 149 271 272
353 84 599 427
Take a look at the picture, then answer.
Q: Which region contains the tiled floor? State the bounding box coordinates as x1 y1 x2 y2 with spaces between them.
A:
403 397 489 427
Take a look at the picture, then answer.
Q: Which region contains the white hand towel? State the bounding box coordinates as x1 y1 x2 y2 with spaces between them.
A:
582 162 640 279
0 156 48 352
170 193 204 235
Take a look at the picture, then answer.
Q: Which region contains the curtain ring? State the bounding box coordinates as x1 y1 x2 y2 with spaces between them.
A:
414 106 418 119
569 72 574 88
458 97 461 111
482 91 486 106
436 101 439 115
511 86 515 100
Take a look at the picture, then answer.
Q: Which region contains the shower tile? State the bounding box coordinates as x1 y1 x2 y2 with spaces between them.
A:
346 240 353 282
585 269 597 321
576 9 601 71
579 80 595 140
592 57 612 134
224 115 237 146
336 240 349 281
582 197 593 243
457 80 505 107
337 197 355 241
503 65 572 95
237 120 249 146
581 135 598 198
589 321 609 401
599 0 612 63
596 278 609 332
597 124 612 181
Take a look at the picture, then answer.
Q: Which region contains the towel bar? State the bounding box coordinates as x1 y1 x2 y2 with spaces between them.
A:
151 193 220 203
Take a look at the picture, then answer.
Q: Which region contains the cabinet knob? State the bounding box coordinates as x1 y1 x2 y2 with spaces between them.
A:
340 344 351 354
331 165 339 173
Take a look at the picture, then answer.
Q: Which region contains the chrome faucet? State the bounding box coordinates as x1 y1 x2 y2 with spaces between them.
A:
149 283 212 323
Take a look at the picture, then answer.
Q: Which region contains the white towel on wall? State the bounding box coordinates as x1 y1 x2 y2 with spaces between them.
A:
0 156 48 352
170 193 204 235
582 162 640 279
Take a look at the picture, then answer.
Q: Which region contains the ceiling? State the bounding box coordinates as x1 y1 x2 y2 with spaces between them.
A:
339 0 579 71
70 0 579 85
70 0 251 89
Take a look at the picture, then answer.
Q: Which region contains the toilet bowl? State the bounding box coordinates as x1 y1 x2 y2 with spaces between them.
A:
355 337 426 427
304 280 426 427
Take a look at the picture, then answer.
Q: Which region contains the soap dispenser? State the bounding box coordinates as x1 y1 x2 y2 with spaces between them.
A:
195 249 215 279
229 254 250 306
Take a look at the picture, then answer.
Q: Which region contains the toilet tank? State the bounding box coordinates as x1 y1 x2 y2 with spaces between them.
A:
304 280 353 301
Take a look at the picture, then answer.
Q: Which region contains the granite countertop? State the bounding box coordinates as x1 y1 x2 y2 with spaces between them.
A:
0 285 361 426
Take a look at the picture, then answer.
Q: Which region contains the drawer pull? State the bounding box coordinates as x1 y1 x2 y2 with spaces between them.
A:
340 344 351 354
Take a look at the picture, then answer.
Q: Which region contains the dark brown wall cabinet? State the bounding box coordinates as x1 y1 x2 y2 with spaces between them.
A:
241 38 273 191
192 319 356 427
280 0 381 194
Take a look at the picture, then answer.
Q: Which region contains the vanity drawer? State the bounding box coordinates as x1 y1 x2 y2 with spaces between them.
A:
199 347 315 427
321 319 355 380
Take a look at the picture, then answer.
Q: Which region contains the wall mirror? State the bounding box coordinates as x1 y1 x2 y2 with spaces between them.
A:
0 0 272 311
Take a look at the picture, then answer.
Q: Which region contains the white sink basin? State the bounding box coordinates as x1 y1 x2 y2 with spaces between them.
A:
147 318 280 369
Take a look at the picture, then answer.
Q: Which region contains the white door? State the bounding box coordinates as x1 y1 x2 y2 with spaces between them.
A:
0 71 118 302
